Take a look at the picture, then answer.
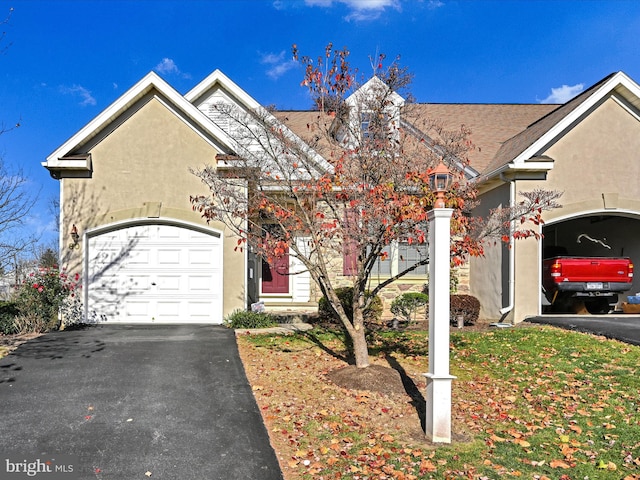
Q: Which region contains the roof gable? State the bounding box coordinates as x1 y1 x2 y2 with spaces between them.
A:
44 72 234 173
186 70 333 176
185 69 262 110
344 76 405 109
483 71 640 180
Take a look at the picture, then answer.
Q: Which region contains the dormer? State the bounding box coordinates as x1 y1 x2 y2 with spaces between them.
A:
339 76 406 147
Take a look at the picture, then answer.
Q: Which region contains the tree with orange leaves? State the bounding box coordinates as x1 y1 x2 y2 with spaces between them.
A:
191 44 561 368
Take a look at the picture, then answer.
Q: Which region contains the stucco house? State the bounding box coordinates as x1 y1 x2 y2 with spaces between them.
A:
43 70 640 324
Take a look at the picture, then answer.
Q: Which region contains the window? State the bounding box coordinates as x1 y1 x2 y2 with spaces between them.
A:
367 241 428 277
398 241 428 276
360 112 372 139
360 111 390 142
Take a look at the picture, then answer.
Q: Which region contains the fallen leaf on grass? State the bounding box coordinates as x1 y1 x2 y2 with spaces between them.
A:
419 459 437 473
550 459 571 469
514 438 531 448
569 424 582 434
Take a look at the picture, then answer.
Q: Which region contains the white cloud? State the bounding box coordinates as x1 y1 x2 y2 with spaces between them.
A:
304 0 400 21
154 58 191 79
155 57 179 75
59 84 97 107
539 83 584 104
261 50 298 80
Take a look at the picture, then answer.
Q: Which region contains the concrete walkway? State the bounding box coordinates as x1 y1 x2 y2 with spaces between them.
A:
0 324 283 480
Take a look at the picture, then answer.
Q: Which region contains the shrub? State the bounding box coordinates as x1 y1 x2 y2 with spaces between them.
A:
450 294 480 326
390 292 429 323
318 287 383 324
224 309 278 329
13 313 48 334
13 267 80 333
0 301 19 335
61 294 84 329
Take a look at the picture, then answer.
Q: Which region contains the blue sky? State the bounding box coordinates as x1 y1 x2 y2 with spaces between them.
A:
2 0 640 251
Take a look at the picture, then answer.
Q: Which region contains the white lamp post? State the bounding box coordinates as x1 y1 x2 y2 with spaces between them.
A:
425 162 455 443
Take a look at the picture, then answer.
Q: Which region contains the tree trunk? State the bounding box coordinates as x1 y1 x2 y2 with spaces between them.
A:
352 326 370 368
351 307 370 368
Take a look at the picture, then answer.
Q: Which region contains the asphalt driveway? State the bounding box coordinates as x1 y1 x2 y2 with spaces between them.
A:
0 324 283 480
526 315 640 346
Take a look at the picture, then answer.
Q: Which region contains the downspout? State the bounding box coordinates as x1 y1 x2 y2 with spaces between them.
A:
499 179 515 320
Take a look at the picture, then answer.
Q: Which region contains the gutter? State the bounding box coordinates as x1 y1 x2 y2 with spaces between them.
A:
499 178 516 319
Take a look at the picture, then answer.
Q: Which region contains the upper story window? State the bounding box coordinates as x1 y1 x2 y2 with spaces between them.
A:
360 111 391 143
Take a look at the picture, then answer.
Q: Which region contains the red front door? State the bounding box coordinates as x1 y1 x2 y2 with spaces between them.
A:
261 252 289 294
261 224 289 294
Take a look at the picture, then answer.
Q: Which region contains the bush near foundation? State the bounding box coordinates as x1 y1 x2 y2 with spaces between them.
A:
390 292 429 323
13 267 79 333
450 294 480 326
0 301 19 334
318 287 383 324
224 309 278 329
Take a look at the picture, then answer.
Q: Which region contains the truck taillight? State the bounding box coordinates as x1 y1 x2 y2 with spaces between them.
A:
629 262 634 278
550 261 561 277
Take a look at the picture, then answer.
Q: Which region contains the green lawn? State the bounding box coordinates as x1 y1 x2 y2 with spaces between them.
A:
240 325 640 479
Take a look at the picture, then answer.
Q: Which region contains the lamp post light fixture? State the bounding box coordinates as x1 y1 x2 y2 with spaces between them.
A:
429 161 451 209
425 161 455 443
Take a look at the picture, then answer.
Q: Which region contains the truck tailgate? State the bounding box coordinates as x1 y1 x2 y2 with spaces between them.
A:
554 257 631 283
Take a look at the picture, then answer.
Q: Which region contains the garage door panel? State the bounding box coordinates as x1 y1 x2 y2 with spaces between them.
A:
157 228 182 240
157 301 181 319
89 249 123 270
158 249 181 265
126 274 152 292
188 301 217 319
88 224 223 324
127 248 152 266
157 275 181 292
188 275 215 292
124 300 153 320
189 249 217 266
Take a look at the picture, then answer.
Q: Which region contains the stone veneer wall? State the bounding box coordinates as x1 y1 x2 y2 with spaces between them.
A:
319 261 471 320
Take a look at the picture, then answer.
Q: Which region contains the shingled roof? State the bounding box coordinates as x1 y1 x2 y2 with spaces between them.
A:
483 72 619 176
410 103 558 174
273 71 640 185
277 103 558 175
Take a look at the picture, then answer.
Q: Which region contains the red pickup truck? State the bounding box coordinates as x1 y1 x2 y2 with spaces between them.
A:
543 256 634 313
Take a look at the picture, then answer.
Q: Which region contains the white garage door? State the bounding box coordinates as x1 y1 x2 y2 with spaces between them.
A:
87 224 222 323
